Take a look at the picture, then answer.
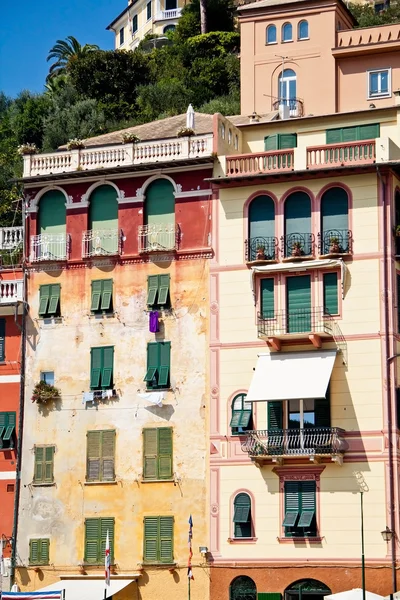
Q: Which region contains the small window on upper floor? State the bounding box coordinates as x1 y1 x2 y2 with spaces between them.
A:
266 24 277 44
282 22 292 42
119 27 124 46
147 1 152 20
298 20 309 40
132 14 138 34
368 68 391 99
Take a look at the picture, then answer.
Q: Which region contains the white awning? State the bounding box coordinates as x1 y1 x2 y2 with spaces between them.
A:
39 578 136 600
247 350 337 402
326 590 383 600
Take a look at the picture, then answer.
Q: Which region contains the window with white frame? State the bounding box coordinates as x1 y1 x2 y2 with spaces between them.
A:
368 69 390 98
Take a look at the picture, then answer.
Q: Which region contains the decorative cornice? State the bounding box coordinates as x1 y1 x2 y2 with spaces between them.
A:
272 465 326 480
174 189 212 199
66 201 89 210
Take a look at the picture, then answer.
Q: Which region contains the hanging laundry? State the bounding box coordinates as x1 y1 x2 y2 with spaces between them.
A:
149 310 159 333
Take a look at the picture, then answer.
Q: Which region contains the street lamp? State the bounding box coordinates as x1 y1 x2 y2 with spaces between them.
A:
381 527 394 543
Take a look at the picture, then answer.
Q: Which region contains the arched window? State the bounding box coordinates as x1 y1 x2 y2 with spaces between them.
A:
233 494 252 538
298 20 309 39
88 185 119 256
36 190 67 261
248 195 275 261
320 187 349 255
163 24 176 33
284 191 311 257
143 179 176 252
278 69 297 113
284 579 331 600
282 22 293 42
230 394 253 435
266 24 277 44
230 575 257 600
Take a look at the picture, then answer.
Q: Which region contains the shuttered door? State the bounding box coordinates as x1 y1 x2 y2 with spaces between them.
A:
0 319 5 362
268 401 283 430
38 191 66 234
249 196 275 242
321 188 349 253
323 272 338 315
144 517 159 562
284 192 311 254
143 429 158 479
158 428 173 479
89 185 118 231
286 275 311 333
159 516 173 563
261 278 274 319
145 180 175 226
85 518 101 563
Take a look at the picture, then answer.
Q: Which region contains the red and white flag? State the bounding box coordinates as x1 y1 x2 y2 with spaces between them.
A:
105 530 110 586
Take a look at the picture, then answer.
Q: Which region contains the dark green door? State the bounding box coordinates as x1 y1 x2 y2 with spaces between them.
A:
287 275 311 333
248 196 275 260
89 185 118 254
321 187 349 253
38 190 66 260
284 192 311 256
145 180 175 226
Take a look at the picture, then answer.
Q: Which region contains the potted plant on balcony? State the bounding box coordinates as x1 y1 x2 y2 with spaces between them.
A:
67 138 85 150
256 244 266 260
17 143 38 155
121 132 141 144
291 241 303 257
31 380 61 405
177 127 195 138
328 236 341 254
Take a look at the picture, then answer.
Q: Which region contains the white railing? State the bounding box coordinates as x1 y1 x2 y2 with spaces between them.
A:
30 234 69 262
23 134 214 177
82 229 121 258
0 227 23 250
138 223 179 253
0 280 23 305
155 7 182 19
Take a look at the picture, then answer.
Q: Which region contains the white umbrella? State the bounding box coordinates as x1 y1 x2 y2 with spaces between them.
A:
326 589 384 600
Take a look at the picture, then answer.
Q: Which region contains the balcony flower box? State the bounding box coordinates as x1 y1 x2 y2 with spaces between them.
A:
18 143 38 155
121 132 141 144
67 138 85 150
177 127 195 138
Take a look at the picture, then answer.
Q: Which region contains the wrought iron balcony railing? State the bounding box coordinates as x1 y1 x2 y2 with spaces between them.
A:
258 307 334 338
138 223 180 253
318 229 352 255
82 229 121 258
241 427 347 460
30 233 70 262
272 98 304 118
281 232 314 258
245 236 278 262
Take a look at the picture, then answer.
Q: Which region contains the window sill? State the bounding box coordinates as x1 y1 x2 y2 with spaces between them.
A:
32 482 55 487
282 39 293 43
89 312 115 319
266 41 278 45
141 479 175 483
29 563 49 567
84 480 118 485
141 562 176 568
145 387 172 392
298 37 309 41
39 317 62 324
278 536 323 544
368 94 391 100
228 537 258 544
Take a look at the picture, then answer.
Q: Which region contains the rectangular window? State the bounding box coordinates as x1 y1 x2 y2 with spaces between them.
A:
0 318 4 362
86 430 115 482
41 371 55 386
90 346 114 390
283 480 317 537
143 516 174 564
34 446 55 484
147 2 152 20
260 278 274 318
0 412 16 450
91 279 113 314
84 518 114 564
143 428 173 480
323 272 338 315
119 27 124 45
29 538 50 565
39 284 61 318
326 123 380 144
132 14 138 33
147 274 170 308
368 69 390 98
144 342 171 390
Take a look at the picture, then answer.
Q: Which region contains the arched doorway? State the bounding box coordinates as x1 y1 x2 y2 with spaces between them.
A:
278 68 296 115
230 575 257 600
88 185 119 256
285 579 331 600
248 195 275 261
36 190 67 261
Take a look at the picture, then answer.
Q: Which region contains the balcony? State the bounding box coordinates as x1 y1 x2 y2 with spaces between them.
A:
281 233 314 259
258 307 334 343
154 7 182 20
82 229 121 259
138 223 180 253
241 427 347 464
0 227 23 250
0 280 23 306
272 98 304 118
318 229 352 256
245 236 278 263
30 234 70 262
23 134 213 178
226 149 294 178
307 140 376 169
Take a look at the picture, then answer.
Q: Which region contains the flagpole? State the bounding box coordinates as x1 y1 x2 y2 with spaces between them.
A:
188 576 191 600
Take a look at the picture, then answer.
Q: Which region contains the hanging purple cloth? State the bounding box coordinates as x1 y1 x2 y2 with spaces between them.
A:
149 310 159 333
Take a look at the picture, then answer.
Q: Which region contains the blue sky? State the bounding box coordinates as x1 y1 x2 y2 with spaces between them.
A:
0 0 117 98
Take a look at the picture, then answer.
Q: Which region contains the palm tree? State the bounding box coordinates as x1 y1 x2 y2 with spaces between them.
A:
46 36 99 80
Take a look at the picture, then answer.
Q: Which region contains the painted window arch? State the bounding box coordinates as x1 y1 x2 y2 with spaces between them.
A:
230 393 253 435
298 20 309 39
278 68 297 113
282 22 293 42
163 24 176 33
230 575 257 600
266 24 277 44
284 191 312 257
320 187 349 255
285 579 331 600
248 195 275 261
88 185 119 255
37 190 67 260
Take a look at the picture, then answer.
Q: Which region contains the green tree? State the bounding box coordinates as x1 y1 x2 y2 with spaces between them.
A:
8 90 50 147
0 97 22 227
176 0 236 40
136 79 192 121
349 1 400 27
47 35 99 80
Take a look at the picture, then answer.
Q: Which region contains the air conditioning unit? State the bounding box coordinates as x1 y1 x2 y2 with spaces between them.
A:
279 103 290 120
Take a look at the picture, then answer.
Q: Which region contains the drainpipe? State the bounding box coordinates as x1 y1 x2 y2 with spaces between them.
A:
10 198 28 586
377 166 397 594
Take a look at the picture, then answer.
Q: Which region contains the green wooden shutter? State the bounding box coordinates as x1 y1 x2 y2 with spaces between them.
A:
285 192 311 238
48 284 61 315
101 280 113 311
234 493 251 537
90 347 102 389
298 481 316 527
100 517 115 562
40 539 50 564
321 187 349 251
158 274 170 306
287 275 311 333
29 539 40 564
258 595 282 600
144 517 159 562
248 195 275 242
261 278 274 318
145 180 175 226
158 428 173 479
91 280 102 312
143 429 158 479
0 319 5 362
278 133 297 149
264 135 278 151
38 191 66 235
159 516 173 563
268 401 283 429
39 285 50 316
44 446 54 482
283 481 300 527
147 275 159 306
342 126 357 142
89 185 118 231
101 346 114 388
323 272 338 315
34 447 44 482
144 342 159 385
315 396 331 427
87 431 101 481
101 430 115 481
158 342 170 388
85 518 101 563
326 128 343 144
358 123 380 140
